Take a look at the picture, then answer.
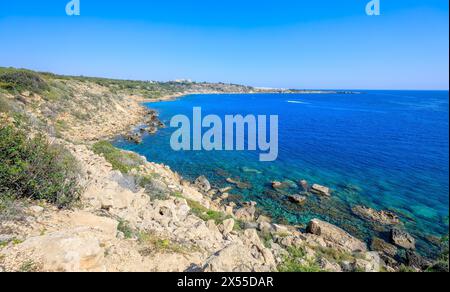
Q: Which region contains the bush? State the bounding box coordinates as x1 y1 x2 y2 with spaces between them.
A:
92 141 144 174
0 70 49 93
277 246 324 272
0 122 80 208
0 95 12 113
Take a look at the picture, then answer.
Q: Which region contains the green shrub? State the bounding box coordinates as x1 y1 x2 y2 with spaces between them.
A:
117 220 135 239
427 232 449 272
0 95 12 113
398 265 417 273
0 70 49 93
0 123 80 208
137 231 193 256
277 246 324 272
92 141 143 174
186 198 232 225
314 246 354 262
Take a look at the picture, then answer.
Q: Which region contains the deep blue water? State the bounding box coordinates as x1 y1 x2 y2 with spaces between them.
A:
114 91 449 257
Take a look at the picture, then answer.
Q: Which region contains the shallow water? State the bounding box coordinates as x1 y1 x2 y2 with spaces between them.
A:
114 91 449 257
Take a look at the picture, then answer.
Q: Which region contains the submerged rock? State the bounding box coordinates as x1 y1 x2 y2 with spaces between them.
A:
310 184 332 196
241 167 262 174
226 178 251 189
271 181 294 190
124 132 142 144
271 181 284 189
352 205 400 225
299 180 309 192
288 194 307 205
219 186 233 193
391 228 416 250
371 237 398 257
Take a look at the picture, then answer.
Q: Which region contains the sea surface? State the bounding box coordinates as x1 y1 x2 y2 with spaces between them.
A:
114 91 449 257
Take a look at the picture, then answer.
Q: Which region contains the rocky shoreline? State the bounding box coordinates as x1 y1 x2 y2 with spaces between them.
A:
0 71 445 272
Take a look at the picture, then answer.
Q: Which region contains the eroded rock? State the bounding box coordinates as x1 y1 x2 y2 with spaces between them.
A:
352 205 400 225
310 184 331 196
307 219 367 253
391 228 416 250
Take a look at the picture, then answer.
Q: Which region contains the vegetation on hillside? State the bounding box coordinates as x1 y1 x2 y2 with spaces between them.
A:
277 246 324 272
0 68 49 94
0 118 81 210
92 141 144 174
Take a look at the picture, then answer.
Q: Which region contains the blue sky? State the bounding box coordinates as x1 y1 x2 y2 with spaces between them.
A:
0 0 448 89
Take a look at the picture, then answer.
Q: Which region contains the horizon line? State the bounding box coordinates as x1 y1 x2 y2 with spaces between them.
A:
2 65 449 92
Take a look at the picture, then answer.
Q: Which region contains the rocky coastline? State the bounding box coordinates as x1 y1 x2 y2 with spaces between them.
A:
0 69 446 272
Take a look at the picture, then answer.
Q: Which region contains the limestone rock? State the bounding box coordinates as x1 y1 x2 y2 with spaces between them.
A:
6 228 106 272
234 201 257 222
288 194 307 205
202 230 276 272
307 219 367 253
371 237 398 257
310 184 331 196
220 218 235 235
299 180 309 192
352 205 400 225
406 251 432 270
354 252 381 272
319 258 342 272
391 228 415 250
256 215 272 224
194 176 211 193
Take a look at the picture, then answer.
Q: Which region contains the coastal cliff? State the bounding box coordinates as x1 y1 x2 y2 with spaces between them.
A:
0 68 446 272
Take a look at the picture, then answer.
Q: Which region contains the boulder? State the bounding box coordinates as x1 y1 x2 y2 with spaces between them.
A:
391 228 415 250
194 176 211 193
288 195 307 205
256 215 272 224
224 205 234 216
370 237 398 257
234 202 257 221
258 222 273 234
307 219 367 253
352 205 400 225
310 184 331 196
226 178 251 189
9 228 106 272
271 181 285 189
354 252 381 272
124 132 142 144
220 218 235 235
406 251 431 270
299 180 309 192
202 242 275 272
319 258 342 272
202 229 276 272
219 186 233 193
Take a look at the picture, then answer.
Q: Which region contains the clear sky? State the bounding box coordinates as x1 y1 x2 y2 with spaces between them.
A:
0 0 448 89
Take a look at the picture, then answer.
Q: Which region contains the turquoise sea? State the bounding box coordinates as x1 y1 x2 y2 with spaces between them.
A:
114 91 449 257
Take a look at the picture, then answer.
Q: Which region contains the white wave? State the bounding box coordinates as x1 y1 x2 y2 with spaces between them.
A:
287 100 309 104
